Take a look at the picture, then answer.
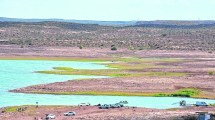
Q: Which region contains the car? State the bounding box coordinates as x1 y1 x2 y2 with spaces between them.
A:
115 103 124 107
78 103 90 106
98 104 111 109
196 101 208 106
110 103 121 108
64 111 76 116
45 114 56 119
115 103 123 107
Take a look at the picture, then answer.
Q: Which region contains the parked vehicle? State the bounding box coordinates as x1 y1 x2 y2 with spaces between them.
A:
64 111 76 116
99 104 111 109
179 100 186 106
196 101 208 106
78 103 90 106
45 114 56 119
110 104 121 108
116 103 124 107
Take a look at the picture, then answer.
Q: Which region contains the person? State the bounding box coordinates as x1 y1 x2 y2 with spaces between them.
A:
36 102 39 108
179 100 186 106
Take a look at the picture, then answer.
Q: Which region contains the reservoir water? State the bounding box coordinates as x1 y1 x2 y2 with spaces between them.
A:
0 60 215 109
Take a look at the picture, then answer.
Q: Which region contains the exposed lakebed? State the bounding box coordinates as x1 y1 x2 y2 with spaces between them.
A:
0 60 215 109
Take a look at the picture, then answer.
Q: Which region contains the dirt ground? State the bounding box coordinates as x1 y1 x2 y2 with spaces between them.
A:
1 45 215 58
0 106 215 120
12 74 215 99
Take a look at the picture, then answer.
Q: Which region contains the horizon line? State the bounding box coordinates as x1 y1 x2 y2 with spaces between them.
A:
1 17 215 22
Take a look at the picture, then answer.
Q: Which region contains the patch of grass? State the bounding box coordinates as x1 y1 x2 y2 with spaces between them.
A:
110 73 142 77
32 88 200 98
53 67 74 71
175 88 199 96
37 69 186 78
106 62 154 70
37 69 144 77
118 57 185 63
143 72 187 77
3 106 18 112
208 71 214 75
35 57 188 78
33 91 155 96
154 88 200 97
209 103 215 106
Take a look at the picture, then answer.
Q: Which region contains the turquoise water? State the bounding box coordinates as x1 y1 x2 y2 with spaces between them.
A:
0 60 215 109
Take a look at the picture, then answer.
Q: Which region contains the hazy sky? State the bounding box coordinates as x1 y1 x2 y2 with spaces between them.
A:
0 0 215 21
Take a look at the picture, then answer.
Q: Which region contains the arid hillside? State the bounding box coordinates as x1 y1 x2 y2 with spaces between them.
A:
0 21 215 51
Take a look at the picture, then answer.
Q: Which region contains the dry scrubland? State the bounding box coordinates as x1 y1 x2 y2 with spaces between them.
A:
1 22 215 51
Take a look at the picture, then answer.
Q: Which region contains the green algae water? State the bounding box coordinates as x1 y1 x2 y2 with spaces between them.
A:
0 60 215 109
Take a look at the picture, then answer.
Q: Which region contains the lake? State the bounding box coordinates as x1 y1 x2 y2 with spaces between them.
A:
0 60 215 109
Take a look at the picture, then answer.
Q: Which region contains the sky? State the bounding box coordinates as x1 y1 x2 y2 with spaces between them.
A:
0 0 215 21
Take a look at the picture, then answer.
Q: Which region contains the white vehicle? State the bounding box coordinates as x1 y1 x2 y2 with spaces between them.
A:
64 111 76 116
78 103 90 106
99 104 111 109
46 114 56 119
110 103 121 108
196 101 208 106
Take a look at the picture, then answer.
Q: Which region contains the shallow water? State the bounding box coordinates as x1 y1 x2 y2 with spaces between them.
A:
0 60 215 109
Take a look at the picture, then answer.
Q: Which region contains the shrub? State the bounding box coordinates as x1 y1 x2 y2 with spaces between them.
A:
20 44 24 48
79 45 83 49
208 71 214 75
162 34 167 37
111 46 117 51
208 51 212 54
111 45 115 47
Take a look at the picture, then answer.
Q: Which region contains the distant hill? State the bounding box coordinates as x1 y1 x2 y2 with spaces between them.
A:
1 20 215 51
2 17 215 28
0 17 136 26
135 20 215 29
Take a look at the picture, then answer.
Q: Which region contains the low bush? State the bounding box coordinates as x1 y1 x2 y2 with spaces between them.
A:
111 46 117 51
208 71 214 75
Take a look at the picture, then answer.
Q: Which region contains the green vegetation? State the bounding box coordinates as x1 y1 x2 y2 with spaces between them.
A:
35 57 187 78
79 45 83 49
33 88 200 98
33 91 154 96
37 69 142 77
154 88 200 97
37 68 186 78
209 103 215 106
3 106 18 112
208 71 214 75
143 72 186 77
53 67 75 71
111 46 117 51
